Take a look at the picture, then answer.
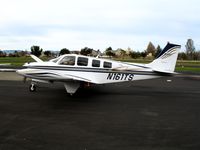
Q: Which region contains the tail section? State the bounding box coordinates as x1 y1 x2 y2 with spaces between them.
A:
148 42 181 74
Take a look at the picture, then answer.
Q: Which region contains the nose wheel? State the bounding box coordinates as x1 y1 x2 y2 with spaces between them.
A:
29 83 36 92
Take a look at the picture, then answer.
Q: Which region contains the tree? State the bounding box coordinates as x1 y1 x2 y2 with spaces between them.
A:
59 48 70 56
178 52 187 60
119 49 126 59
141 51 147 58
0 50 6 57
80 47 93 56
193 51 200 60
14 51 20 57
31 46 43 57
106 47 112 52
0 50 3 56
185 39 195 60
18 51 28 57
146 42 156 57
44 51 52 57
105 47 115 57
130 51 141 59
155 45 162 58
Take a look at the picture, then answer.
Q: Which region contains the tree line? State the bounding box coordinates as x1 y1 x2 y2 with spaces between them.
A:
0 39 200 60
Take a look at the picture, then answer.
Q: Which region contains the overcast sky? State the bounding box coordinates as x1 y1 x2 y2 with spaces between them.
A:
0 0 199 51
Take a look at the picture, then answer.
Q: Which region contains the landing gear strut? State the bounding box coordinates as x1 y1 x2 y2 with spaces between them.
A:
29 83 36 92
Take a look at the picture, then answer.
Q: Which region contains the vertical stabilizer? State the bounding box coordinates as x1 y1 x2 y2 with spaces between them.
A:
148 43 181 73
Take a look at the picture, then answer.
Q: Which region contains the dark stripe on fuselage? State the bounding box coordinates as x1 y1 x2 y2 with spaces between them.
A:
26 72 91 82
27 72 61 76
25 72 61 78
26 66 161 76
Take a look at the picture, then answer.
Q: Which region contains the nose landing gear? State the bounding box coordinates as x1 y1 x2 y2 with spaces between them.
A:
29 83 36 92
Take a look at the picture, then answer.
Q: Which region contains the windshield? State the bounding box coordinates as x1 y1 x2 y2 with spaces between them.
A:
59 56 75 66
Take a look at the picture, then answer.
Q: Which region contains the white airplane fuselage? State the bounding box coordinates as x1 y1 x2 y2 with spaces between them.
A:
17 55 158 84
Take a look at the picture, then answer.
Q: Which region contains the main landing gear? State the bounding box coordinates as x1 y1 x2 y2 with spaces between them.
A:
29 83 36 92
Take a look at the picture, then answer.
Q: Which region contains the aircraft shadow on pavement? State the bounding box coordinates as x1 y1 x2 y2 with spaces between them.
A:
34 82 169 99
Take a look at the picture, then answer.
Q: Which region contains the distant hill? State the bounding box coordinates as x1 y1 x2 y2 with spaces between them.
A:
2 50 24 54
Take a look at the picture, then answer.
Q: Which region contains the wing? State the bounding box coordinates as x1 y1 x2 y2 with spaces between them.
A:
61 73 92 83
30 55 43 63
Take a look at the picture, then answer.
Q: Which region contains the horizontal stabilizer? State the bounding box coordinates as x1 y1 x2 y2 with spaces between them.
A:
30 55 43 63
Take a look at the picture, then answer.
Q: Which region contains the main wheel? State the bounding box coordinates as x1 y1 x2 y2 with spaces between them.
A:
29 84 36 92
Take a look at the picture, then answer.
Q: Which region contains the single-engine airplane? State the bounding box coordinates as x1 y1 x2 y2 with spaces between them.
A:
16 42 181 95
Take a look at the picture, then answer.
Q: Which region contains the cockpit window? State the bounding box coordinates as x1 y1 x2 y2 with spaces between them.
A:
103 61 112 68
59 56 75 65
92 59 100 67
77 57 88 66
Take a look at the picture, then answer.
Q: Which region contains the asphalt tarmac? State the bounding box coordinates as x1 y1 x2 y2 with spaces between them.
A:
0 73 200 150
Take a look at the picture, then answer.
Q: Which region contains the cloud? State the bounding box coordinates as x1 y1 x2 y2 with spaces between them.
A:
0 0 200 51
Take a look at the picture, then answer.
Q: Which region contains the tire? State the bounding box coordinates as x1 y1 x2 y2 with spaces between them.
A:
29 84 36 92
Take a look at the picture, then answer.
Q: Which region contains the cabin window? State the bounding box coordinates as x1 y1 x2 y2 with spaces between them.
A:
92 59 100 67
103 61 112 68
77 57 88 66
59 56 75 66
